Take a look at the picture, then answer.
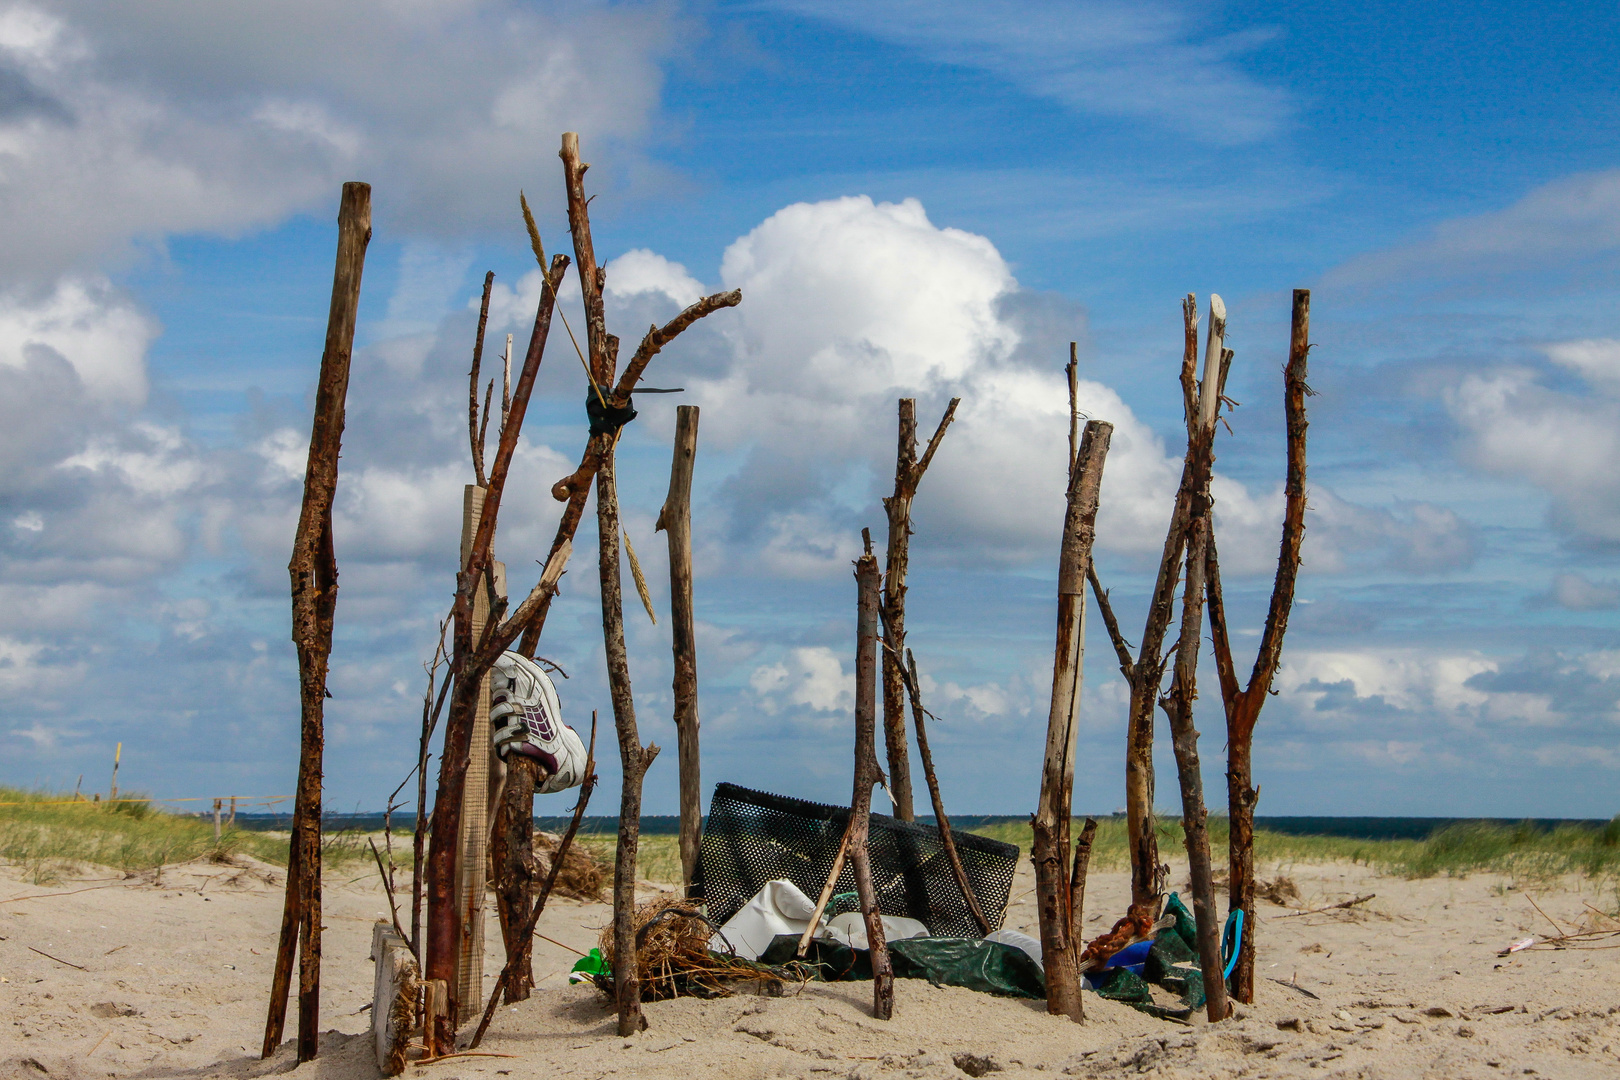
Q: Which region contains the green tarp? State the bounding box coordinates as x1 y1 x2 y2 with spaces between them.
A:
757 934 1046 999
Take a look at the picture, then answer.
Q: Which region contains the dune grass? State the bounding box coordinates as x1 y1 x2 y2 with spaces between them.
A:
576 829 683 886
0 787 369 885
966 815 1620 886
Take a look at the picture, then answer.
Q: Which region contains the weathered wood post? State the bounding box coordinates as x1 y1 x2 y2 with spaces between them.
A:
598 441 659 1034
656 404 703 891
1031 419 1111 1024
263 180 371 1062
851 533 895 1020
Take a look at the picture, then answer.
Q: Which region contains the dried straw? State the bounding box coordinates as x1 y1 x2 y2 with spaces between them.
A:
596 896 793 1001
535 830 607 901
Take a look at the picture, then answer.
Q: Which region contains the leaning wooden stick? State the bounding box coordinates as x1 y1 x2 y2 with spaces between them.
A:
264 181 371 1063
1278 894 1374 919
797 822 854 958
901 648 990 936
851 532 895 1020
470 718 597 1050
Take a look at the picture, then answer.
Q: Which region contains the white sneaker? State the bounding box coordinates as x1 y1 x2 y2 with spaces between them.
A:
490 652 587 793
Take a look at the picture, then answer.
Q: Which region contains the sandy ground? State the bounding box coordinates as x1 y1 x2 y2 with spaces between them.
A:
3 851 1619 1080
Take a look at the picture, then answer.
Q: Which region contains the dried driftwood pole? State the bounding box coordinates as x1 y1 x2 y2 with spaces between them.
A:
1031 419 1112 1024
880 397 959 821
851 533 895 1020
1206 289 1311 1003
263 181 371 1063
598 434 658 1035
1156 295 1231 1022
550 132 740 1035
656 404 703 891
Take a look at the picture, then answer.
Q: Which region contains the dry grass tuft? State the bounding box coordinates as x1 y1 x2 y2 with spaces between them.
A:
536 830 609 901
596 896 789 1001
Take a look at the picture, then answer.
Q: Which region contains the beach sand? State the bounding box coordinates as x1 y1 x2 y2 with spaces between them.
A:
3 851 1618 1079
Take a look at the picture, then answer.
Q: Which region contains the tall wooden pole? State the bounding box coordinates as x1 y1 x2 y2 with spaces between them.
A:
1031 419 1111 1024
263 181 370 1062
1160 296 1230 1023
599 448 659 1035
851 536 894 1020
656 405 702 891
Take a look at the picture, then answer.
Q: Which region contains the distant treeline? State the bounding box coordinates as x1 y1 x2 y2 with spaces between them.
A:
223 811 1611 843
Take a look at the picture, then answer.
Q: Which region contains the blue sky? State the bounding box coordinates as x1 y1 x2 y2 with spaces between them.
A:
2 1 1618 820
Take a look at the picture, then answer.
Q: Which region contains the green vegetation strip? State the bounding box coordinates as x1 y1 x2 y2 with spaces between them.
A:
0 787 368 885
967 816 1620 884
4 787 1615 890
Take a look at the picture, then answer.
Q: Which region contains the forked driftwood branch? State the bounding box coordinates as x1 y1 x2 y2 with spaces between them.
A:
544 132 739 1036
264 181 371 1063
880 397 959 821
1206 289 1312 1003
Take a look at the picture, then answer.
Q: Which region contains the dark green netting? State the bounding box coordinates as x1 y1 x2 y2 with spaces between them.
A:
757 934 1044 999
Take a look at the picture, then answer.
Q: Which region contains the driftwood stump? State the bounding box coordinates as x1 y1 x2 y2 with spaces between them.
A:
492 754 543 1002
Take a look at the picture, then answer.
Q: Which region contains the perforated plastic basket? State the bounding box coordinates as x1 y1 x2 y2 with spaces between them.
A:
692 782 1020 939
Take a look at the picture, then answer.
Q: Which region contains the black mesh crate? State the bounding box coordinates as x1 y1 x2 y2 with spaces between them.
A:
692 782 1020 939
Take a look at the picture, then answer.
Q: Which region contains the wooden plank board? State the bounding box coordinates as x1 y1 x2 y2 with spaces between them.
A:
456 485 491 1023
371 921 420 1076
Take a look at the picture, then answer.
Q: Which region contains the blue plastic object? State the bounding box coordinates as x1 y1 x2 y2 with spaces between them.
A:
1221 909 1244 980
1110 938 1153 976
